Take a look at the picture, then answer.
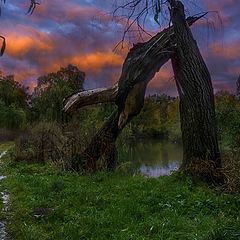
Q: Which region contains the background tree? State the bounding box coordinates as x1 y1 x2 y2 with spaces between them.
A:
0 74 29 129
216 91 240 148
32 65 85 122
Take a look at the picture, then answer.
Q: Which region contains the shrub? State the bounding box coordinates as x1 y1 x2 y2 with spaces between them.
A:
222 151 240 193
13 122 88 171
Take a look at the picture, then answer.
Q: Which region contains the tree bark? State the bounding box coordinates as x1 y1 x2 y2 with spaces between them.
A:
170 1 223 183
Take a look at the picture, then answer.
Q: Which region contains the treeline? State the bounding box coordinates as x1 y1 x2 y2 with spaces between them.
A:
0 65 85 130
1 65 240 148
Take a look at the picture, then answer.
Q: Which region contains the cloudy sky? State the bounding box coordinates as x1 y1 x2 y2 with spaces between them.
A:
0 0 239 95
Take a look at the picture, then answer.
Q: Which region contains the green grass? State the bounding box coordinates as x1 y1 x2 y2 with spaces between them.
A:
0 141 13 152
0 157 239 240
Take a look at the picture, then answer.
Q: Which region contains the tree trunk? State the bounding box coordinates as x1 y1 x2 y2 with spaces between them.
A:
80 110 120 172
170 1 223 183
104 142 118 171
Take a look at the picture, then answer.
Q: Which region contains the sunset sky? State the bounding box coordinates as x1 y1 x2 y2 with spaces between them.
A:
0 0 239 95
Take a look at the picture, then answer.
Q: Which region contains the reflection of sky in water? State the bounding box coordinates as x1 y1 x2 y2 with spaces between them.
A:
139 162 180 177
119 140 182 177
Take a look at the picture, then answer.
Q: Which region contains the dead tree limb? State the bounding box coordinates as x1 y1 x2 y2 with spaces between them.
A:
63 83 118 113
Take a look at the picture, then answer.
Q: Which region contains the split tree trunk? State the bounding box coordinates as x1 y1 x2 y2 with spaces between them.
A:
64 15 205 173
170 1 223 183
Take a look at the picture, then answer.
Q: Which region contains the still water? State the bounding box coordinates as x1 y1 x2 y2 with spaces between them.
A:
119 140 183 177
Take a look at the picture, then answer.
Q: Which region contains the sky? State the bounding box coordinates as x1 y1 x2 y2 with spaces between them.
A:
0 0 239 95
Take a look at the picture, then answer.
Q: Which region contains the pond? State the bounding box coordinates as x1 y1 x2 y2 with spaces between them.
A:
119 140 183 177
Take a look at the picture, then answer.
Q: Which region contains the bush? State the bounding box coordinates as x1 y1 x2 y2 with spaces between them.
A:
215 91 240 148
0 102 27 129
14 122 65 163
222 150 240 193
0 128 23 142
13 122 90 171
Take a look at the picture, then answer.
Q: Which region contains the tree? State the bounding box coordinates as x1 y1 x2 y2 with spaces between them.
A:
64 0 224 184
112 0 223 182
32 65 85 122
0 74 29 129
0 74 29 108
169 1 222 183
64 16 203 173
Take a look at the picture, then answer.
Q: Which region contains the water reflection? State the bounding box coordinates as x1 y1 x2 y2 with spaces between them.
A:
119 140 183 177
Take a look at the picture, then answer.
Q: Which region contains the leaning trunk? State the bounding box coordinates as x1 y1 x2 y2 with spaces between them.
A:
170 1 222 183
81 110 120 172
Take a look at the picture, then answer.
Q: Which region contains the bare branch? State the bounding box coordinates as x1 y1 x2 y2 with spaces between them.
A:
26 0 40 15
0 36 6 56
63 83 118 113
0 0 40 57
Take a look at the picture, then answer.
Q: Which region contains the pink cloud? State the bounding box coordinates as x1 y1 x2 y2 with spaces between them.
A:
210 41 240 60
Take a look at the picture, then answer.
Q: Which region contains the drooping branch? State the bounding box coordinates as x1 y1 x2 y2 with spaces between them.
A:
26 0 40 15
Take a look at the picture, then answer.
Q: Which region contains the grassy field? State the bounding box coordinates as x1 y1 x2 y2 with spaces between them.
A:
0 144 240 240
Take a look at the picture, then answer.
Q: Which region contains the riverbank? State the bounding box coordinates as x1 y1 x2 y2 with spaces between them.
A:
0 151 239 239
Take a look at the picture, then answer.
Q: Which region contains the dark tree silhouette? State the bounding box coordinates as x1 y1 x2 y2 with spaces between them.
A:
169 1 222 183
